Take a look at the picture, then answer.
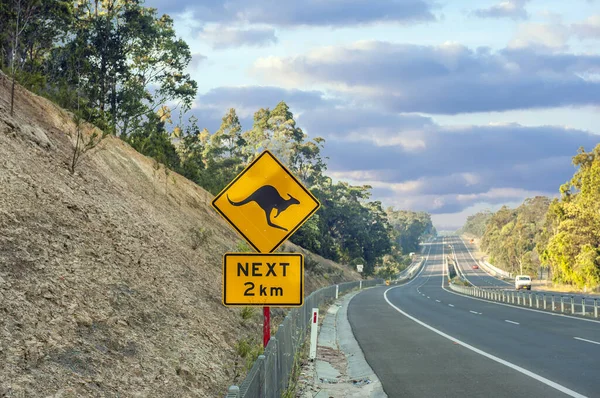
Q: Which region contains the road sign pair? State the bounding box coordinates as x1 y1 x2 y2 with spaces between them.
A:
212 150 320 307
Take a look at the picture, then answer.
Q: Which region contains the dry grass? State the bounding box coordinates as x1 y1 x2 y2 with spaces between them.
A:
0 71 362 397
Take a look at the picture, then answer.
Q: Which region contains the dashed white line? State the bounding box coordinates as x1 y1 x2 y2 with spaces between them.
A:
427 296 430 299
448 304 454 307
574 337 600 345
384 286 586 398
470 310 481 315
505 320 520 325
436 300 441 303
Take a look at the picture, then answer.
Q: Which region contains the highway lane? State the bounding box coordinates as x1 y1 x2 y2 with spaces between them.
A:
348 238 600 397
447 235 511 288
449 236 600 314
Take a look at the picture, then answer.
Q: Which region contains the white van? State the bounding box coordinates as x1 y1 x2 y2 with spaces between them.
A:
515 275 531 290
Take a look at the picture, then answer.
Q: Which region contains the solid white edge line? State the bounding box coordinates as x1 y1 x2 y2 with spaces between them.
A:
505 320 520 325
383 285 587 398
574 337 600 345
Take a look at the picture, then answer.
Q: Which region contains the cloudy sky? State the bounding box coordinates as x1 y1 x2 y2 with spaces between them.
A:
145 0 600 231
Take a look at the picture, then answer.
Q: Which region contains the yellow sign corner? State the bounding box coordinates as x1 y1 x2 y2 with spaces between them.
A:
222 253 304 307
212 150 320 253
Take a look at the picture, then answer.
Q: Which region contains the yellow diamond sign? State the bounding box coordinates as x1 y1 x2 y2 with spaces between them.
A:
212 150 320 253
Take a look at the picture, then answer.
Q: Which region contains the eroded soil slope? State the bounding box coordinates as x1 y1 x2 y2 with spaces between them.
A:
0 72 360 397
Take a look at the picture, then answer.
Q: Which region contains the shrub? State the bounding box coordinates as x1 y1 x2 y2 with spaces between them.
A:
240 307 256 321
190 227 212 250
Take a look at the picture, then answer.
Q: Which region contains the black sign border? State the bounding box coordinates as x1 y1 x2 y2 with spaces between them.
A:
211 150 321 253
222 253 304 307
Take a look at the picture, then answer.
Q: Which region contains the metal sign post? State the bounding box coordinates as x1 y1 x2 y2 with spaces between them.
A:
212 150 321 348
263 307 270 347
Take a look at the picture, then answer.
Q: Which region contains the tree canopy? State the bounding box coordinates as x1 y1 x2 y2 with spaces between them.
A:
2 0 436 275
462 144 600 289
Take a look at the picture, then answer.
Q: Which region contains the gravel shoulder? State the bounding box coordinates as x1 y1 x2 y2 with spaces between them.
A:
295 289 387 398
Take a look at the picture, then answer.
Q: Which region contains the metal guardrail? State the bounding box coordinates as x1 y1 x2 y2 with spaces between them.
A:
479 260 512 279
448 283 599 318
225 278 384 398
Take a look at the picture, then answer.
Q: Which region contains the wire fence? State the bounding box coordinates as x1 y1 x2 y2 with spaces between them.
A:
225 278 383 398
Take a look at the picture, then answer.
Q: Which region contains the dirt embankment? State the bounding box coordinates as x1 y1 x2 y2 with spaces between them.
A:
0 72 361 397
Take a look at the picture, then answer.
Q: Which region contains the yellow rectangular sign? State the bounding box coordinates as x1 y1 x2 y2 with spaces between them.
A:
223 253 304 307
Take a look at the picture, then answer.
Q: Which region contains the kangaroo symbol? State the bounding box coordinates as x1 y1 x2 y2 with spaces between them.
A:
227 185 300 231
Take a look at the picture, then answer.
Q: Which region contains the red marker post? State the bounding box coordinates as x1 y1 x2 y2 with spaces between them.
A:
309 308 318 360
263 306 270 347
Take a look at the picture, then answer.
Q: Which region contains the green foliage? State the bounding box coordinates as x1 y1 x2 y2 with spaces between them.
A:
190 227 211 250
539 145 600 288
240 307 256 321
472 145 600 289
235 337 263 372
479 197 551 276
0 0 437 277
236 241 252 253
387 208 435 254
458 210 493 237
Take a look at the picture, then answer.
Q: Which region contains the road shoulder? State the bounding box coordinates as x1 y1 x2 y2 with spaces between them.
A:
296 289 387 398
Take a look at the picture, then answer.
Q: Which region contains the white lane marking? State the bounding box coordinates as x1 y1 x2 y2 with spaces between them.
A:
470 310 480 314
459 237 510 286
574 337 600 345
394 245 430 288
448 304 454 307
427 296 430 299
505 320 520 325
436 300 441 303
442 283 600 325
383 286 587 398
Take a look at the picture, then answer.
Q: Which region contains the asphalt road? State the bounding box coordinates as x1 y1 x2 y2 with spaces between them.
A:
348 238 600 397
447 236 599 314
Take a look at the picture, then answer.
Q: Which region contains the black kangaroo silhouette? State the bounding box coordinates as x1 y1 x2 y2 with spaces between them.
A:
227 185 300 231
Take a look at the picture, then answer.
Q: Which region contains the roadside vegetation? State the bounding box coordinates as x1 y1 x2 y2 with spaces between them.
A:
1 0 435 275
458 145 600 290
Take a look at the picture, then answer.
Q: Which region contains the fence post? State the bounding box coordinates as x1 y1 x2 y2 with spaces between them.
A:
517 293 520 305
595 299 598 318
226 386 240 398
552 295 555 311
257 354 266 398
543 294 546 310
511 291 515 304
335 285 339 299
582 298 586 316
536 294 539 309
561 296 564 313
529 294 532 307
570 296 574 314
359 280 362 290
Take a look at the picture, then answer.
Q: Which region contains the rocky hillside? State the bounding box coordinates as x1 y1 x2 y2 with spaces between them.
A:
0 72 361 397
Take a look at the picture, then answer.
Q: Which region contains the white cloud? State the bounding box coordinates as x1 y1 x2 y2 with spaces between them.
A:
572 15 600 39
252 40 600 114
198 25 277 49
473 0 530 20
508 23 570 50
